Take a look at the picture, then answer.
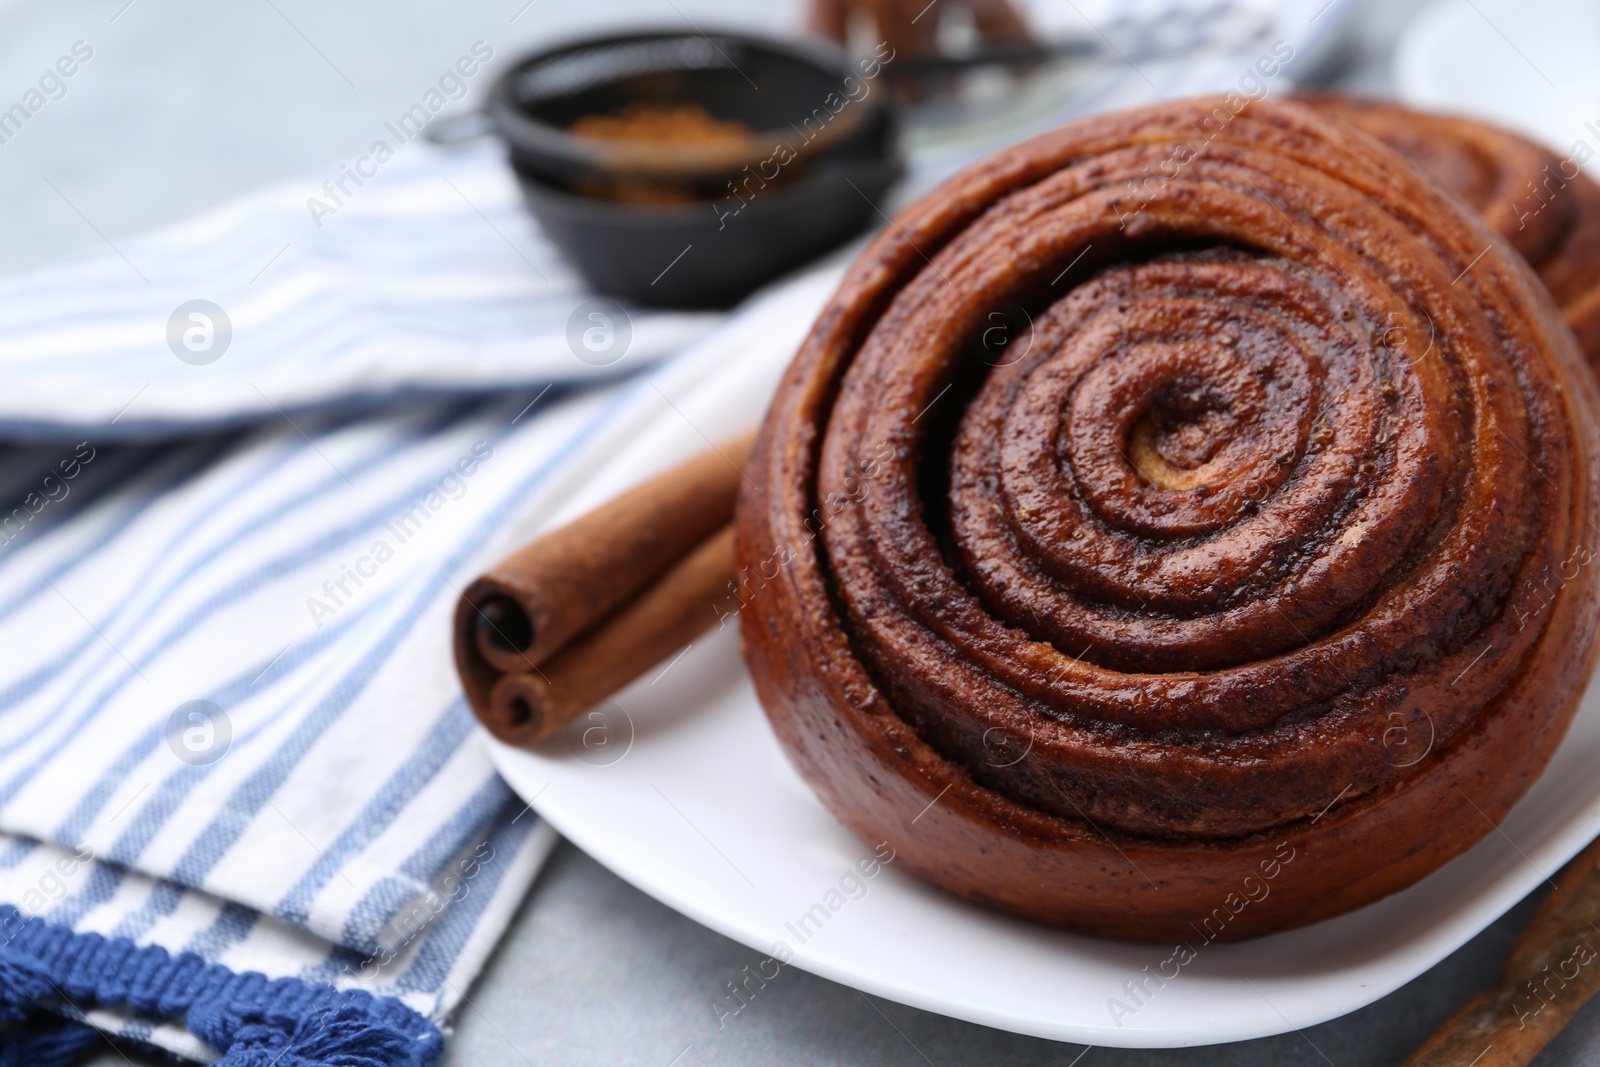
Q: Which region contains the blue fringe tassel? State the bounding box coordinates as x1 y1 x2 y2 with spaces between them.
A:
0 1015 99 1067
0 905 442 1066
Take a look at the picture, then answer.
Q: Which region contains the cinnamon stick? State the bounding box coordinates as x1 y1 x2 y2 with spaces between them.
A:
451 428 748 671
481 525 738 746
1404 835 1600 1065
457 431 751 670
453 433 752 745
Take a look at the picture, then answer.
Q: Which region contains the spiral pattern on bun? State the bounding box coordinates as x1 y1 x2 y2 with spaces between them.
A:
736 98 1600 940
1304 94 1600 371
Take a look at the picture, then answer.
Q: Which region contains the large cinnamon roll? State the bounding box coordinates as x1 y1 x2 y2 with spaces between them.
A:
1304 95 1600 370
735 97 1600 941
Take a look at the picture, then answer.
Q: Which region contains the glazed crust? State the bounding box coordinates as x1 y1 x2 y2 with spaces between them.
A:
734 97 1600 941
1303 94 1600 372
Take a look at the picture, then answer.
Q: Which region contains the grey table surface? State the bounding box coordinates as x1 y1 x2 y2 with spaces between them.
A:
3 0 1595 1064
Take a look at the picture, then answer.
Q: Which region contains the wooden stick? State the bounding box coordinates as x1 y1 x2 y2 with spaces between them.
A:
460 431 753 673
1404 835 1600 1065
479 525 738 747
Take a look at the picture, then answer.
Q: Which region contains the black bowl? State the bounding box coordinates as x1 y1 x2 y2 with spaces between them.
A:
518 156 901 309
485 29 904 308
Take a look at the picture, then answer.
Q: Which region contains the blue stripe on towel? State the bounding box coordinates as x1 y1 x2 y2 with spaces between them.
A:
340 775 512 955
275 702 477 927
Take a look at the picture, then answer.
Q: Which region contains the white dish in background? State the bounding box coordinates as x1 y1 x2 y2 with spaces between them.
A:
482 279 1600 1047
1395 0 1600 161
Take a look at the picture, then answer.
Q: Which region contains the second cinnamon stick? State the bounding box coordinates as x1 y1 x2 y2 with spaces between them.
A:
1404 835 1600 1065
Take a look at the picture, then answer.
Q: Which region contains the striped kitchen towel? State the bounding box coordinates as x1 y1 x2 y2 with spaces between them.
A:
0 270 840 1064
0 2 1348 1062
0 138 720 443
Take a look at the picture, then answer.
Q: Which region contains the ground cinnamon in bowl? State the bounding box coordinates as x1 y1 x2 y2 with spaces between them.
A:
565 102 760 202
568 101 752 144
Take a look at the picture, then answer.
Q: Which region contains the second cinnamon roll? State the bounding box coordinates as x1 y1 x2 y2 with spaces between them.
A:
1304 94 1600 370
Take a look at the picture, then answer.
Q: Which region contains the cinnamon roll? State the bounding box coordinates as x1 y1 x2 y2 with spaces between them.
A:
735 97 1600 940
1304 95 1600 370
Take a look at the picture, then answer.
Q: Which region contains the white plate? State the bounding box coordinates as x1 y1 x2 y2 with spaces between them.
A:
484 265 1600 1048
1395 0 1600 160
